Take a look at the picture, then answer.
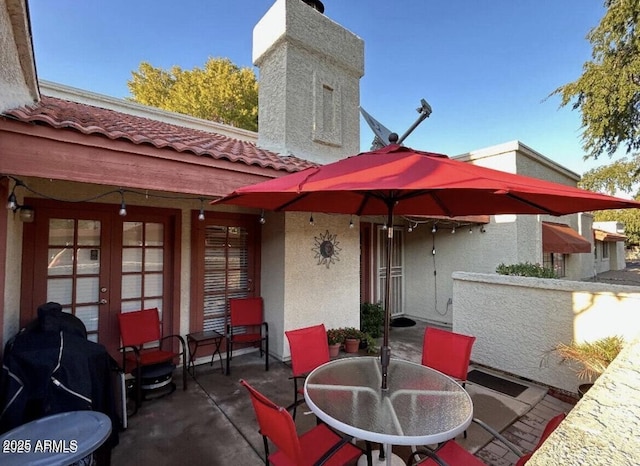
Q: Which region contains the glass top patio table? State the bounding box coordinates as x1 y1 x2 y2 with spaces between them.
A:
304 356 473 448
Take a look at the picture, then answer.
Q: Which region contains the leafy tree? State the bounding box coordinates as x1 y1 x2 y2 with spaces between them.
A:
127 57 258 131
553 1 640 159
578 154 640 245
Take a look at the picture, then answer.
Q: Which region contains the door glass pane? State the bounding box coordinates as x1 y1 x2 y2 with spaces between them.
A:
48 248 73 276
78 220 101 246
76 248 100 275
145 223 164 246
49 219 74 245
145 248 163 272
76 305 99 332
144 273 163 296
76 277 99 303
123 222 143 246
122 275 142 299
47 278 73 304
122 248 142 272
121 301 142 313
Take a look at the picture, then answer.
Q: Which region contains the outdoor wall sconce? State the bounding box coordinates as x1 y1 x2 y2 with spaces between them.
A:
19 206 35 223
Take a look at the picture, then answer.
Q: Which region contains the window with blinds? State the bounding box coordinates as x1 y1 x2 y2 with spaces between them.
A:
203 225 250 333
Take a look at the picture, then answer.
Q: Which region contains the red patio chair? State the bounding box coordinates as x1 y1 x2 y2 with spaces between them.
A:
285 323 330 420
226 297 269 375
117 308 186 414
421 327 476 387
421 326 476 439
240 379 366 466
407 413 567 465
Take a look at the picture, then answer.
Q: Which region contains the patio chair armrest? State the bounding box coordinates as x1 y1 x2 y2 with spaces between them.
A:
261 321 269 336
406 447 449 466
471 418 524 457
160 333 186 349
119 344 141 370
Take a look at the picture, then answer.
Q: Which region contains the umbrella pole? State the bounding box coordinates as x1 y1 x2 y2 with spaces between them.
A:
381 204 394 390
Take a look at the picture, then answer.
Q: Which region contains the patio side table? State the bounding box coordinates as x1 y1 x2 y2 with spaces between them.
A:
187 330 225 376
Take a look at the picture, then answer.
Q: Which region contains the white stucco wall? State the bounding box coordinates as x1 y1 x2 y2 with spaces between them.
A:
0 0 38 111
253 0 364 164
3 207 24 343
278 213 360 360
453 271 640 393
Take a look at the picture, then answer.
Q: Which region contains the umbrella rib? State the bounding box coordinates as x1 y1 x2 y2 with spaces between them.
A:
505 193 561 216
274 193 311 211
397 190 454 217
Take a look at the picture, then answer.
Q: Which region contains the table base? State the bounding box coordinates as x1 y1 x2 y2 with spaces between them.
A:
357 449 405 466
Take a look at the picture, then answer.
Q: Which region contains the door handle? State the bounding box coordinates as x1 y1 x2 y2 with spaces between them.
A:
99 299 107 305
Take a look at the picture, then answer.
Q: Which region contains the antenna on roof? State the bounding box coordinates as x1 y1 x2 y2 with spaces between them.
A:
360 107 394 150
360 98 432 149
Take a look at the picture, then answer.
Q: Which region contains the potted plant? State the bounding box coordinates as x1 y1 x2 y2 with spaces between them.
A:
326 328 344 357
550 335 625 397
360 302 384 339
342 327 364 353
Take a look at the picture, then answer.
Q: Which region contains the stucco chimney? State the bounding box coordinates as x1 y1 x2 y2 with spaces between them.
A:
253 0 364 164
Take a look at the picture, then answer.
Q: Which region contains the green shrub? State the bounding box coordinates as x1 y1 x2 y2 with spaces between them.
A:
496 262 558 278
360 302 384 338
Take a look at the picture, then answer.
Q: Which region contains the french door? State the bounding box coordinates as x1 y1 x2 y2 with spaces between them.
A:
20 199 179 355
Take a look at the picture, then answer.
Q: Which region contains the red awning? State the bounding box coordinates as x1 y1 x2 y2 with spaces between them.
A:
542 222 592 254
594 229 627 242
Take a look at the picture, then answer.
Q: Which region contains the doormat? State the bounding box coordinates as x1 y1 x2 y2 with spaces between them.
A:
390 317 416 327
467 369 528 398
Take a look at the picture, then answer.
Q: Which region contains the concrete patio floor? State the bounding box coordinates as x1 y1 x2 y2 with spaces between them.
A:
110 320 574 466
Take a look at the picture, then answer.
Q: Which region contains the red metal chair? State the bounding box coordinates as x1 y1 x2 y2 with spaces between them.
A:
407 413 567 465
421 327 476 387
117 308 186 414
240 379 365 466
421 327 476 440
285 324 330 419
226 297 269 375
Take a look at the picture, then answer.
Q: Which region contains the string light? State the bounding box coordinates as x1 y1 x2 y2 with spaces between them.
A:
259 209 266 224
349 215 354 229
309 214 314 225
451 226 456 234
431 224 437 234
2 175 219 219
198 198 205 221
118 190 127 217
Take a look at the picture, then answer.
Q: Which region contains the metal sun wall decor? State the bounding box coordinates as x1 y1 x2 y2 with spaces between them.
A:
312 230 341 268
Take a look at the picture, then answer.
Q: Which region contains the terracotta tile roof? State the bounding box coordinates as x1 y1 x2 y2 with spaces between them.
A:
3 96 315 173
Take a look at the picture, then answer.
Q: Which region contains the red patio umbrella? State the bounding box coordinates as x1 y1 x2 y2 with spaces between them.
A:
212 144 640 389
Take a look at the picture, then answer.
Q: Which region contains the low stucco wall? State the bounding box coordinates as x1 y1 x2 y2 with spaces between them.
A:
452 272 640 393
529 333 640 465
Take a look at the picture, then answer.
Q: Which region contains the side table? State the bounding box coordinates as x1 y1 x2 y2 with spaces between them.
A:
186 330 225 376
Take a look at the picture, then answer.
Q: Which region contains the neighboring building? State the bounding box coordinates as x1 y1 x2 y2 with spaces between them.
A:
0 0 617 363
593 221 627 273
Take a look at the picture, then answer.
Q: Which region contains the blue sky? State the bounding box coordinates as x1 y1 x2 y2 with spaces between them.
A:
28 0 608 175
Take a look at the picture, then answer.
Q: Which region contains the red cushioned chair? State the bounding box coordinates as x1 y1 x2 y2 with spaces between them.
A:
407 413 567 466
421 327 476 387
117 308 186 414
285 324 330 420
226 297 269 375
240 379 365 466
